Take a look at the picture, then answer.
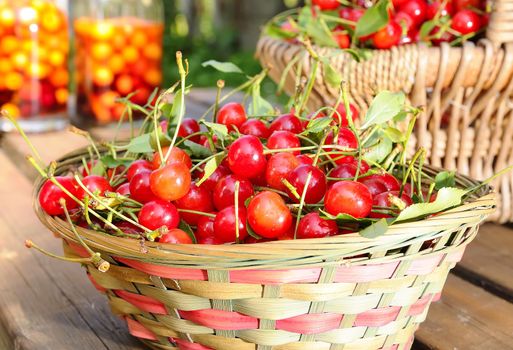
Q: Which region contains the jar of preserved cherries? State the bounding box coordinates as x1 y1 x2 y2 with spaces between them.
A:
72 0 164 125
0 0 69 132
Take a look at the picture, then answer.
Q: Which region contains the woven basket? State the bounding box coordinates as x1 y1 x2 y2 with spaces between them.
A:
256 0 513 223
34 147 496 350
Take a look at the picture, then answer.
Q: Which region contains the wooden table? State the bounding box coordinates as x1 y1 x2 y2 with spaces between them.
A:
1 91 512 350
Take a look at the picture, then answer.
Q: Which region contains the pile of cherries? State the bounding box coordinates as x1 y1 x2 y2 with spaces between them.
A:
291 0 488 49
38 102 419 245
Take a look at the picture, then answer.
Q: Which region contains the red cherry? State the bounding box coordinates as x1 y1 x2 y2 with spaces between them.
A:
76 175 113 199
127 159 152 181
152 146 192 169
150 163 191 201
324 181 373 218
453 0 483 11
399 0 428 26
334 103 359 127
196 164 231 192
159 229 193 244
429 26 455 44
266 152 300 191
285 164 327 204
297 212 338 239
313 0 340 10
213 174 254 211
296 154 314 165
400 29 420 44
395 11 415 31
130 170 159 203
213 206 248 243
451 9 481 35
336 155 370 172
393 0 409 8
372 21 402 49
195 216 223 244
426 1 454 19
174 183 214 225
39 177 78 215
370 191 413 218
327 128 358 149
269 113 304 134
81 160 97 177
240 119 270 138
247 191 293 238
227 135 267 179
267 131 301 155
339 8 364 27
333 30 350 49
328 163 357 185
217 102 247 131
359 173 401 196
138 200 180 231
116 183 131 196
178 118 201 143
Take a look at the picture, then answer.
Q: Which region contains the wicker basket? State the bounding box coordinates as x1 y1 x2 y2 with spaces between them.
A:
35 148 496 350
256 0 513 223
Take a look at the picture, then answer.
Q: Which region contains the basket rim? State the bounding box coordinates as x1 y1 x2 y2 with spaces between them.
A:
33 146 496 269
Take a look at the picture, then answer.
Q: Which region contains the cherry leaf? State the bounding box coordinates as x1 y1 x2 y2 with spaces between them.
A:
362 91 406 129
182 140 213 159
364 135 392 163
434 171 456 190
127 134 153 154
355 0 390 38
201 121 228 141
305 116 332 134
359 218 389 238
395 187 467 222
197 154 225 186
321 58 343 87
202 60 244 74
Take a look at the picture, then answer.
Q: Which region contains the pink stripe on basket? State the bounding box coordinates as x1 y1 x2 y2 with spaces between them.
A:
276 313 343 334
172 338 213 350
115 290 168 315
126 317 157 341
87 273 107 293
116 258 209 280
334 262 399 283
179 309 258 330
66 240 90 258
231 268 323 284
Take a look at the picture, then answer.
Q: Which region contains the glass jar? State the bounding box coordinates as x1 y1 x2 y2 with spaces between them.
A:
0 0 69 132
72 0 164 125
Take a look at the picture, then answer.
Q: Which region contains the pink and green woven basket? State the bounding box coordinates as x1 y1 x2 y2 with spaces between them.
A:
35 148 496 350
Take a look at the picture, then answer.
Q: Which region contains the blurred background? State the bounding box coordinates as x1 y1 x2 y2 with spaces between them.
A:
162 0 302 87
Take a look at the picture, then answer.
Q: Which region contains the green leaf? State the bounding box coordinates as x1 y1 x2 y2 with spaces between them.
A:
434 171 456 190
355 0 390 38
362 91 406 129
201 121 229 141
298 7 338 47
419 19 437 40
197 154 225 186
170 89 185 122
384 126 406 143
160 103 173 120
395 187 468 222
305 116 332 134
265 22 298 39
90 161 106 176
182 140 213 159
359 218 389 238
249 83 274 116
127 134 153 154
319 209 378 224
100 155 134 168
364 136 393 163
321 58 343 87
179 221 197 244
202 60 244 74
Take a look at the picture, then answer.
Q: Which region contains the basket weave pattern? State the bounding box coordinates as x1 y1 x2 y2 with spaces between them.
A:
256 0 513 223
36 151 496 350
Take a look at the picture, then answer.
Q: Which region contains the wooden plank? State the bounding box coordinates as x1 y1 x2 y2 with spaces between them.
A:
416 274 513 350
454 223 513 302
0 151 142 350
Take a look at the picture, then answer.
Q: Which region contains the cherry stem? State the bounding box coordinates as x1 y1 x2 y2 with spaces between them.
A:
1 110 44 166
73 175 151 233
25 240 100 265
297 39 319 115
294 171 313 239
213 80 225 123
234 180 240 244
69 126 101 160
177 209 216 218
